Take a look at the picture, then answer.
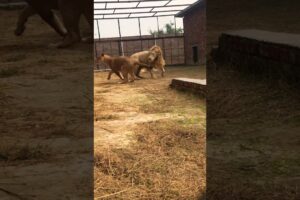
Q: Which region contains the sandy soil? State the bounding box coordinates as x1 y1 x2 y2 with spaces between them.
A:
94 66 206 199
0 10 93 199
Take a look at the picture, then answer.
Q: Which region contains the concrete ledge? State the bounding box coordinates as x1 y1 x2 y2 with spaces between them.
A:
213 29 300 83
170 78 206 97
0 1 26 9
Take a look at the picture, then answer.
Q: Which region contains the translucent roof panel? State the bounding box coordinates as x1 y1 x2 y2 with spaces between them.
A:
94 0 201 39
94 0 201 19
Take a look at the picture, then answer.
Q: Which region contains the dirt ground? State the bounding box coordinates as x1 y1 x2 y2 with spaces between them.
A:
207 0 300 199
94 66 206 199
0 10 93 199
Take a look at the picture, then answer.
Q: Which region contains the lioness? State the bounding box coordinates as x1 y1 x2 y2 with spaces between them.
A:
98 53 149 83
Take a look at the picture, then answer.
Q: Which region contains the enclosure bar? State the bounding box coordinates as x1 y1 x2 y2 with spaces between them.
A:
117 19 124 56
95 0 169 3
96 20 101 39
95 14 180 19
94 39 98 61
94 4 191 11
95 9 183 16
156 17 160 36
174 16 177 36
138 18 143 50
94 35 183 42
162 37 166 61
94 20 99 65
171 34 173 64
94 35 185 66
165 0 172 6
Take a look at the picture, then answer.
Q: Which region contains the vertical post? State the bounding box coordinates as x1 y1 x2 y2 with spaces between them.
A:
97 20 101 39
162 38 166 64
170 37 173 65
174 17 177 36
156 17 160 36
110 41 113 56
138 18 143 51
95 19 104 69
94 42 98 69
95 20 100 69
155 17 160 45
117 19 124 56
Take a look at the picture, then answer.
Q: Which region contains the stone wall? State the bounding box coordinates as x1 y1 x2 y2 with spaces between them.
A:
170 78 207 97
212 29 300 83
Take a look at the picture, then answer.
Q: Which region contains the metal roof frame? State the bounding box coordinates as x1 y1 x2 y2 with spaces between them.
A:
94 0 200 20
94 1 201 40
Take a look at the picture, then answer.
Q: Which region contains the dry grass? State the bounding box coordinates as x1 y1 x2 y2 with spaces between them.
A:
95 120 205 199
94 66 206 199
207 68 300 199
207 1 300 198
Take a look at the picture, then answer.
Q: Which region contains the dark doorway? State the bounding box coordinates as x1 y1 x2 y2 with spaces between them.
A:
192 46 199 64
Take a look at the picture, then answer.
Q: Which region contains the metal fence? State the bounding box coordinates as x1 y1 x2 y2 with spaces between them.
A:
94 35 185 70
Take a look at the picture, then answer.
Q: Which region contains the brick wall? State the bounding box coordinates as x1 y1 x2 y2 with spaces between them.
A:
183 3 206 65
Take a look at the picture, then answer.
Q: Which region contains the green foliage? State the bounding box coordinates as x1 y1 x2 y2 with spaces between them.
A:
149 22 183 36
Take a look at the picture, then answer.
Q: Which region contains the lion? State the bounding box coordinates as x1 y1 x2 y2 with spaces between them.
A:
97 53 150 83
130 50 157 79
150 45 166 77
132 45 166 78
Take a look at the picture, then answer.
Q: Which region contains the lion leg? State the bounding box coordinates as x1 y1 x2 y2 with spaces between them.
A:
107 71 113 80
116 71 124 80
135 65 144 79
15 5 36 36
148 68 154 79
161 66 166 77
121 73 129 84
35 7 67 38
55 0 81 48
120 67 129 84
129 69 135 82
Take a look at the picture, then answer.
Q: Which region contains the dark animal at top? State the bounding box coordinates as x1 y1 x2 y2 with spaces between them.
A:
15 0 93 48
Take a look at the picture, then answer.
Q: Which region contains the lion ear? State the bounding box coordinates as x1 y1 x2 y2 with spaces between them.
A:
101 53 105 56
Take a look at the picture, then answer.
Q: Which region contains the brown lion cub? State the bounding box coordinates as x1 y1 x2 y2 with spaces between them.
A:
98 53 149 83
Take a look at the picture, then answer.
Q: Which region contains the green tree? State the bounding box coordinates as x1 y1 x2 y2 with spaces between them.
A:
149 22 183 36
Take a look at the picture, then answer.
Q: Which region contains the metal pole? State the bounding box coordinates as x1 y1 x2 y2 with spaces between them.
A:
95 20 100 69
97 20 101 39
174 17 177 36
156 17 160 36
117 19 124 56
138 18 143 51
96 19 105 69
